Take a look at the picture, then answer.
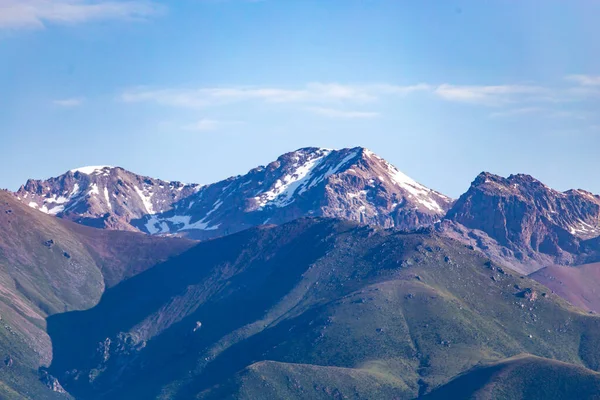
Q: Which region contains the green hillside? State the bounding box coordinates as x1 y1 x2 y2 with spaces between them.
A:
0 191 193 399
45 218 600 399
423 354 600 400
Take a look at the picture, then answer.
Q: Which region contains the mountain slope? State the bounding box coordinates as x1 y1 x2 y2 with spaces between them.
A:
205 355 600 400
46 218 600 399
139 147 452 239
16 166 199 232
197 361 413 400
530 262 600 314
15 148 451 239
0 190 194 399
441 172 600 273
423 354 600 400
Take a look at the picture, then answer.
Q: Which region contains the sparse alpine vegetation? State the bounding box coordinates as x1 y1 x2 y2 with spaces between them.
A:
4 147 600 400
44 218 600 399
0 191 194 399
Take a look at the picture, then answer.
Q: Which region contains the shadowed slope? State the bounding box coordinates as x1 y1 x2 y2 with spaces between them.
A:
46 218 600 399
0 191 194 399
423 354 600 400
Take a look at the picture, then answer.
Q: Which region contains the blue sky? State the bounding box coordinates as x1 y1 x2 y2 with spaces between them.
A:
1 0 599 197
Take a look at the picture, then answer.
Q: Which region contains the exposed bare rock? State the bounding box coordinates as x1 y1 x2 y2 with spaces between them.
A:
140 147 452 239
39 370 67 393
15 166 199 232
14 148 452 240
516 288 538 302
441 172 600 272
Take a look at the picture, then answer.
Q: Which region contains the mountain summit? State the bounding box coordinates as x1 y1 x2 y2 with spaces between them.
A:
442 171 600 271
140 147 452 239
15 147 452 239
16 166 200 231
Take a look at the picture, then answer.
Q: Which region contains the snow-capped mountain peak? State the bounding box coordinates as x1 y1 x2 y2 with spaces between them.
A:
70 166 114 176
14 147 453 239
138 146 453 239
16 166 200 231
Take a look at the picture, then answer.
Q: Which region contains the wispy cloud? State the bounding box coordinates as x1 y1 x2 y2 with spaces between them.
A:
120 78 600 120
182 119 242 132
122 82 570 110
566 75 600 86
308 107 379 119
489 107 544 118
120 83 431 108
434 84 548 106
53 97 85 107
0 0 163 29
490 107 588 120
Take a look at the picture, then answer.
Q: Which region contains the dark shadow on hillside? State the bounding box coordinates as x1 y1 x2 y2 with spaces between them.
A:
46 218 340 399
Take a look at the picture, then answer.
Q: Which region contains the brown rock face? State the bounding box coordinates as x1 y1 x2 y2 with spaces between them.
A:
140 147 452 239
15 166 200 232
14 148 452 239
443 172 600 271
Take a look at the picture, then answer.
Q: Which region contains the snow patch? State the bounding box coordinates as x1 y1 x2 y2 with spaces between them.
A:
145 213 220 234
302 150 359 193
104 187 112 210
134 186 155 214
88 184 100 196
383 161 447 212
70 166 113 175
253 149 332 208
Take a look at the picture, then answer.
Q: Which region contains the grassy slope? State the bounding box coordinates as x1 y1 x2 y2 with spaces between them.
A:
530 262 600 313
63 220 194 288
45 218 600 399
0 191 194 399
197 361 413 400
423 354 600 400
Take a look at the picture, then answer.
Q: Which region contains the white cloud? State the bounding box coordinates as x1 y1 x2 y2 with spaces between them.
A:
120 78 600 119
53 97 84 107
182 119 220 132
120 83 431 108
490 107 587 120
123 82 567 110
434 84 548 106
0 0 163 29
566 75 600 86
489 107 544 118
182 119 242 132
308 107 379 119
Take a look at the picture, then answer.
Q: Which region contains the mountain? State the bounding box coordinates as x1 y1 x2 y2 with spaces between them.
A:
45 218 600 399
0 190 193 399
441 172 600 273
139 147 452 239
530 262 600 314
423 354 600 400
16 166 200 232
202 355 600 400
14 148 451 240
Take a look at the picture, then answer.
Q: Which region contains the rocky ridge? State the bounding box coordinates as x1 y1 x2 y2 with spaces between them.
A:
441 172 600 272
15 148 452 239
16 166 200 231
140 147 453 239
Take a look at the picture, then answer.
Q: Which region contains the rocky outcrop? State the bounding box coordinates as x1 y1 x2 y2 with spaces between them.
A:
441 172 600 272
39 370 67 393
15 166 199 232
15 148 452 239
140 147 452 239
